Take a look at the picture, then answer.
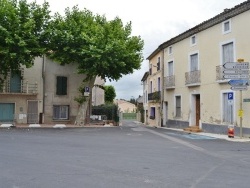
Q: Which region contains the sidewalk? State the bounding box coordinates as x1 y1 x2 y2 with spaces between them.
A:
0 123 115 129
160 127 250 143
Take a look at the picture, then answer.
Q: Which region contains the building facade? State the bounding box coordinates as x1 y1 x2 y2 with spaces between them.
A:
146 0 250 135
0 56 104 125
143 50 164 127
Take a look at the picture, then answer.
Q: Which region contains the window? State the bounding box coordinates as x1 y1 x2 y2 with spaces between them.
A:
157 57 160 71
223 20 231 34
53 105 69 120
190 53 198 71
222 42 234 64
158 77 161 91
150 81 153 93
168 61 174 76
175 96 181 117
222 93 234 124
190 35 196 46
149 64 152 75
56 76 67 95
150 107 155 119
169 46 172 54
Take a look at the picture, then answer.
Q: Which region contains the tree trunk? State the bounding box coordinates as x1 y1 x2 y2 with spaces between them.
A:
75 77 96 126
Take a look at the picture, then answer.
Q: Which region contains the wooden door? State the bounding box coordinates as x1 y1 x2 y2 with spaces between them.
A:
196 95 200 127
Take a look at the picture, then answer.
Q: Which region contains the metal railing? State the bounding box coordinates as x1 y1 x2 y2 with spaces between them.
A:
216 65 226 81
185 70 201 85
148 91 161 101
0 80 38 94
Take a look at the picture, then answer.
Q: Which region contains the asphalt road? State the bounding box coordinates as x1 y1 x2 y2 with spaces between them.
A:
0 120 250 188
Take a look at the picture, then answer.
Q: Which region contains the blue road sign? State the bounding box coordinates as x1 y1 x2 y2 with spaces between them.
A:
228 80 249 86
85 86 90 92
228 92 234 100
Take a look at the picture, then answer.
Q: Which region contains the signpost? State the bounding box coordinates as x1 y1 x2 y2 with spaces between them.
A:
223 60 249 139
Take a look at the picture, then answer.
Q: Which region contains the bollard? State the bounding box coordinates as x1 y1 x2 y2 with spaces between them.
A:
228 125 234 138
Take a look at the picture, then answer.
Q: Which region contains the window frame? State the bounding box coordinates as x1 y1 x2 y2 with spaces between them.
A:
175 95 181 118
190 35 197 46
53 105 69 120
221 91 235 124
168 46 173 55
56 76 68 96
220 39 235 65
150 107 155 119
167 60 174 76
189 51 199 71
222 19 231 34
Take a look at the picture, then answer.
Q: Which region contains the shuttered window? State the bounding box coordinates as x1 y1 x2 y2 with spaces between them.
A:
175 96 181 117
56 76 67 95
222 42 234 64
222 93 233 124
190 53 198 71
53 105 69 120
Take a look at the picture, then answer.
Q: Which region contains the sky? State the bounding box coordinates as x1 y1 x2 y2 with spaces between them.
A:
30 0 246 100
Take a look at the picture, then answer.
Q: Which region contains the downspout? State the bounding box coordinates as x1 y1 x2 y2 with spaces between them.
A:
42 55 45 124
160 48 164 127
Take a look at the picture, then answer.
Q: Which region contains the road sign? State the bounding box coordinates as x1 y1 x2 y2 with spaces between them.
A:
228 92 234 100
223 62 249 69
228 80 249 86
231 86 248 90
224 75 249 79
223 70 249 75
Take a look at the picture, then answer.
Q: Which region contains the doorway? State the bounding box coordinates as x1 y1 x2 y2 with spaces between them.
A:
195 95 200 127
27 101 38 124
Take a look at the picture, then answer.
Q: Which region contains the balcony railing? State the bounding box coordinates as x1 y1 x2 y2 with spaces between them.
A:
216 65 227 82
185 70 201 86
0 80 38 94
165 75 175 89
148 91 161 102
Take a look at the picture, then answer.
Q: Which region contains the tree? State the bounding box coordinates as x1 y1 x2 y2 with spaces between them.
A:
104 85 116 103
46 6 144 81
0 0 50 86
46 6 144 125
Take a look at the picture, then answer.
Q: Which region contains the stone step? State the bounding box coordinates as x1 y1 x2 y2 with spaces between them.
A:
183 126 203 133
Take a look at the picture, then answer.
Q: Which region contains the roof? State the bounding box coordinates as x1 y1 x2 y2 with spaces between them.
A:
141 71 149 81
147 0 250 60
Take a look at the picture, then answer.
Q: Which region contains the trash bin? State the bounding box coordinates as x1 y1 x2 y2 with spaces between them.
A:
228 125 234 138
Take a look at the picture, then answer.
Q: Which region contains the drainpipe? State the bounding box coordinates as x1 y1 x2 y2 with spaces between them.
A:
42 55 45 124
160 48 164 127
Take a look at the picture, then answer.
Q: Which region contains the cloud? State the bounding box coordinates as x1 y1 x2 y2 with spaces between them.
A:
28 0 246 100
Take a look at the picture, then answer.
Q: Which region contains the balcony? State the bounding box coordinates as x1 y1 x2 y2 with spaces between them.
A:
165 75 175 89
148 91 161 102
0 80 38 95
185 70 201 86
216 65 228 83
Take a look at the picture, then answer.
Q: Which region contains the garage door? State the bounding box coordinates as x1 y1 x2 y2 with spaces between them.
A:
0 103 15 123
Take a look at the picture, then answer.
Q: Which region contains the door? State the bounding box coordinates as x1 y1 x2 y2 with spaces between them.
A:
10 74 21 93
195 95 200 127
0 103 15 123
27 101 38 124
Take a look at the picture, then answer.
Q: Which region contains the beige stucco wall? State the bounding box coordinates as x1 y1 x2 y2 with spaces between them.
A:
43 57 86 124
164 10 250 128
0 57 43 124
147 50 163 127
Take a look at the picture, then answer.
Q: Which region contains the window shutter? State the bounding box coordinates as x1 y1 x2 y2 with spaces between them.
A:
56 76 67 95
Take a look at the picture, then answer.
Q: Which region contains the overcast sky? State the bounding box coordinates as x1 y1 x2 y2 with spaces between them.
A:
31 0 246 100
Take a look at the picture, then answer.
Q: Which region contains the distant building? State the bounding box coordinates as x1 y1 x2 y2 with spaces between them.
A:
115 99 136 113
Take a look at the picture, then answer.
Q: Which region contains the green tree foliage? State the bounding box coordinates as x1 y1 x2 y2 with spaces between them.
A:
0 0 50 84
46 6 144 81
104 85 116 103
